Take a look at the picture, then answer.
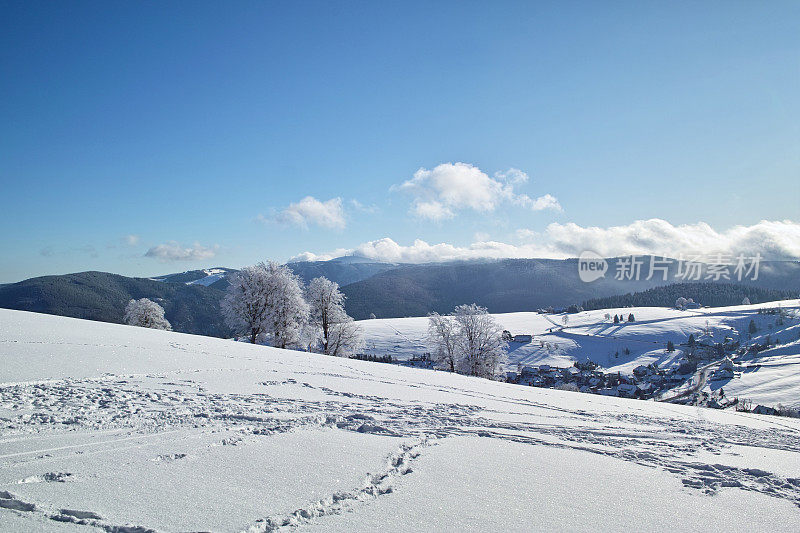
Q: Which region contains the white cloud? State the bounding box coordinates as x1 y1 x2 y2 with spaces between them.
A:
537 219 800 259
515 228 538 240
125 234 141 246
394 162 560 220
144 242 218 262
474 231 491 242
291 219 800 263
288 248 352 262
530 194 563 212
494 168 529 185
275 196 346 230
350 199 379 214
410 200 454 221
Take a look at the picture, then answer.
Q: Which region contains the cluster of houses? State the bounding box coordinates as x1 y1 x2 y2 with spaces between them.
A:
506 360 711 401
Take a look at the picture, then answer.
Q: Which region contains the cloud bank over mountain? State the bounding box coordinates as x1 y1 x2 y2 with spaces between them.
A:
291 219 800 263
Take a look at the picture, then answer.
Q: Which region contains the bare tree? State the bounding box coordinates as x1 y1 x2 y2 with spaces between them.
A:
306 276 362 356
263 262 309 349
427 312 459 372
325 318 364 357
452 304 507 379
221 264 272 343
222 261 309 347
307 277 346 352
124 298 172 331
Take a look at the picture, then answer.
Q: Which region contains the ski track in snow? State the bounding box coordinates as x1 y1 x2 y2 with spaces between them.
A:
1 365 800 531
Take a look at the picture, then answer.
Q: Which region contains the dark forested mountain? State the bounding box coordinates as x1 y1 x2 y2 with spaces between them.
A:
339 258 800 319
0 271 231 337
581 282 799 311
286 257 395 287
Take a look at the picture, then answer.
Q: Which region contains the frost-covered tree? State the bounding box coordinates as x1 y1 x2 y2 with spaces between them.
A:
307 277 346 352
676 297 688 310
427 312 459 372
427 304 507 378
742 297 751 305
222 261 309 347
263 262 309 349
124 298 171 331
306 276 362 356
221 264 273 343
452 304 507 379
325 318 364 357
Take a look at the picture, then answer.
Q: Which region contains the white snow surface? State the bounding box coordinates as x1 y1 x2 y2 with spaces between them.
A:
1 308 799 532
359 300 800 407
186 268 229 286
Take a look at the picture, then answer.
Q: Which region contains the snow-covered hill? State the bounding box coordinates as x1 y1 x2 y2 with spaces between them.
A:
1 309 799 531
359 300 800 407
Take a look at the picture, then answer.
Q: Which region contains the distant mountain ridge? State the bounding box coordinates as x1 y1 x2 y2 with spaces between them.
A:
1 257 797 335
0 271 231 337
286 258 395 287
338 258 800 319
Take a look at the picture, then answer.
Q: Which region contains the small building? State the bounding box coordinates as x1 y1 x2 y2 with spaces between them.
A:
752 405 779 416
712 368 734 380
617 383 638 398
512 334 533 344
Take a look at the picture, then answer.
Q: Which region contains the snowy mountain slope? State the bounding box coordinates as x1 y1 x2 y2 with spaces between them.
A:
1 309 799 531
359 300 800 406
185 268 230 286
152 267 236 288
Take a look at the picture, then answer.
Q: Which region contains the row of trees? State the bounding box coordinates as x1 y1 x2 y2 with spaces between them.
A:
221 262 363 357
583 282 796 311
427 304 507 379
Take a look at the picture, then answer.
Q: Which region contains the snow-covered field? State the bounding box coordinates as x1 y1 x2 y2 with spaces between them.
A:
1 308 800 532
359 300 800 407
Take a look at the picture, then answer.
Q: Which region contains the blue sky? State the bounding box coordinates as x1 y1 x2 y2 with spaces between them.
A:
1 1 798 282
